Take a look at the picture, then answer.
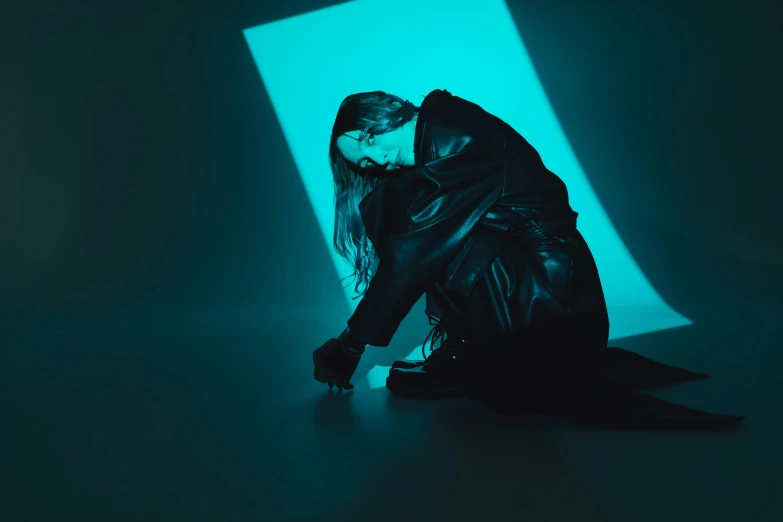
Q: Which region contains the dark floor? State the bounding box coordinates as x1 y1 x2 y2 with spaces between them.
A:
0 293 778 522
3 0 782 520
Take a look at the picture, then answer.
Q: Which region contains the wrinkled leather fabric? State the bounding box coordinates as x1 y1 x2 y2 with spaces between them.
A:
347 88 599 352
345 90 745 430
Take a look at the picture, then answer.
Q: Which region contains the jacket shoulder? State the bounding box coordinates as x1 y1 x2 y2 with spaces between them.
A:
417 90 505 162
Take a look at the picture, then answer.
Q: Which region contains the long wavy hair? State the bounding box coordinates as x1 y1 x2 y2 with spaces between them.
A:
329 91 423 298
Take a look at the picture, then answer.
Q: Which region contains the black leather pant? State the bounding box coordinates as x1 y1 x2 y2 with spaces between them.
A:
420 218 745 426
424 219 610 385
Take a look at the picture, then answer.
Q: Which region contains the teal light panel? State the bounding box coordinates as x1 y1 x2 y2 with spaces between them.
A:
243 0 692 390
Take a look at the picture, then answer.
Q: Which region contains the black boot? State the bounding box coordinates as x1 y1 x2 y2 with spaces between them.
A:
390 314 451 370
391 358 427 370
386 319 479 399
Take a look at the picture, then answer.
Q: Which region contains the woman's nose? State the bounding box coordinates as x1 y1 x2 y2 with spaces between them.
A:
373 152 390 167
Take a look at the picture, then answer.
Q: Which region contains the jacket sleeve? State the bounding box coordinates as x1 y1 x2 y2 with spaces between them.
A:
346 150 507 347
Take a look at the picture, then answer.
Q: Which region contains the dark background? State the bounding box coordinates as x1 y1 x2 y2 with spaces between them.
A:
1 1 781 521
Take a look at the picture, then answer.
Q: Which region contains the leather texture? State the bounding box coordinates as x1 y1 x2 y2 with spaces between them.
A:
344 90 745 430
347 88 606 355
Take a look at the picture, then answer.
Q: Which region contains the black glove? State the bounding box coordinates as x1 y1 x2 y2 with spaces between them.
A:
313 328 366 390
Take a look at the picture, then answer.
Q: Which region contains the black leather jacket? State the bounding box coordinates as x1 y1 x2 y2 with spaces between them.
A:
346 89 579 347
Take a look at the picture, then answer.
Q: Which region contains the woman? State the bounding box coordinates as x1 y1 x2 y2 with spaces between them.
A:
313 89 743 429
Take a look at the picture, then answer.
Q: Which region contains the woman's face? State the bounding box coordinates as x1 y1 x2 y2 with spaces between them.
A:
336 119 417 173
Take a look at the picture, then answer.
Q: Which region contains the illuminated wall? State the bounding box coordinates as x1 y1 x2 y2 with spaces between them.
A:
243 0 692 390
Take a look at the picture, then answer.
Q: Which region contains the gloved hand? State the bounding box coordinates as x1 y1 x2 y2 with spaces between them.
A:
313 329 366 390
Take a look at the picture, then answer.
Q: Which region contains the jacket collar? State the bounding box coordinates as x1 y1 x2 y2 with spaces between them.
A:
414 89 451 167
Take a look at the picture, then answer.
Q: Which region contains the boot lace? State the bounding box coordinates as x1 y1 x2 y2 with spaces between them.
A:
421 314 463 361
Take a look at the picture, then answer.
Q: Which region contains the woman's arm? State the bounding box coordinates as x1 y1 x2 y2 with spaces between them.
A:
338 326 367 355
346 151 507 347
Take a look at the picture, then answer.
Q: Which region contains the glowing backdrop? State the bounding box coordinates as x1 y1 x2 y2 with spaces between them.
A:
243 0 692 390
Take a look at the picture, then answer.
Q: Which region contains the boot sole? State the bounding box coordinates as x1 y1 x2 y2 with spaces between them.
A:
385 375 478 400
